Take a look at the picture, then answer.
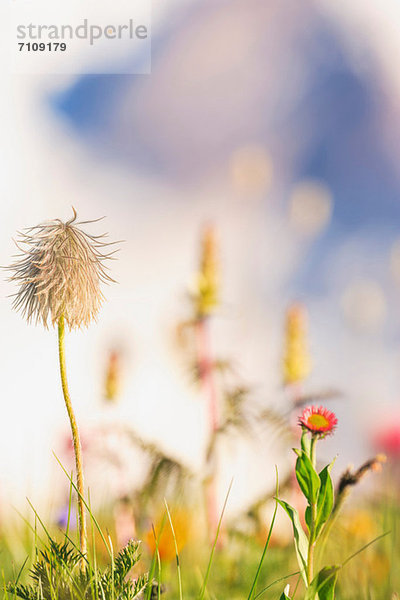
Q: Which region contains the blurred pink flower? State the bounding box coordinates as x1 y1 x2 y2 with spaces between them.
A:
374 423 400 457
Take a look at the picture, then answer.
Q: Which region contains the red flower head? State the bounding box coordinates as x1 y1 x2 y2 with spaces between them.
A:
299 405 338 436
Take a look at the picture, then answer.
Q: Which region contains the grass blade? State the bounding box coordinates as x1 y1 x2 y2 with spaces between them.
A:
146 514 166 600
253 571 300 600
53 452 112 558
198 479 233 600
152 525 162 600
247 466 279 600
14 556 29 587
342 531 390 567
164 499 183 600
66 471 74 538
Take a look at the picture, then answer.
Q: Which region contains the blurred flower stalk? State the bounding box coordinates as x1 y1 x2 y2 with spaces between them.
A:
192 225 220 535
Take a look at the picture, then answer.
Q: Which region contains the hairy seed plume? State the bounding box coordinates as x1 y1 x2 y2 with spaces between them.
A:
8 208 118 329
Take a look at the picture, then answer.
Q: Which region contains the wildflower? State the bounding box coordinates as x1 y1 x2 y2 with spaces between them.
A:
56 503 77 530
283 303 311 385
7 207 116 329
193 225 219 318
298 405 337 436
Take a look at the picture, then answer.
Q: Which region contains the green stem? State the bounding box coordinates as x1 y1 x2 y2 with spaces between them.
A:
58 314 87 569
310 435 317 469
306 434 318 585
306 509 317 586
306 540 315 586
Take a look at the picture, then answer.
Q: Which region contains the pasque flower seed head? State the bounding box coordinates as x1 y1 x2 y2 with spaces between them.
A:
8 208 117 329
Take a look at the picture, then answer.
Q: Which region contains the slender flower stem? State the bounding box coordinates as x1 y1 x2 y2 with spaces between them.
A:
58 314 87 568
306 434 318 585
310 435 317 469
196 317 218 432
306 506 317 585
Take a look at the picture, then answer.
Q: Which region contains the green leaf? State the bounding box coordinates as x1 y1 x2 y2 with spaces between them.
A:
314 461 335 537
277 499 309 584
279 594 291 600
295 450 320 505
305 505 311 531
305 566 340 600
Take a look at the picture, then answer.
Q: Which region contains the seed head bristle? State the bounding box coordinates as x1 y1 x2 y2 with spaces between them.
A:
7 209 118 329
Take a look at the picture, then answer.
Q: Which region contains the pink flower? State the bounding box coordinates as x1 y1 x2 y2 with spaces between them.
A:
299 405 338 436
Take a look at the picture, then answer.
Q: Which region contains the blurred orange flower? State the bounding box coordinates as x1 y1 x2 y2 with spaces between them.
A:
146 510 192 562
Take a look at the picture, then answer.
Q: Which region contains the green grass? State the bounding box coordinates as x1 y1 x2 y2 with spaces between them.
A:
0 492 398 600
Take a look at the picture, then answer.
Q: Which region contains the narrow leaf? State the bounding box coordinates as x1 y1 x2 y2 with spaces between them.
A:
277 500 308 584
315 462 334 537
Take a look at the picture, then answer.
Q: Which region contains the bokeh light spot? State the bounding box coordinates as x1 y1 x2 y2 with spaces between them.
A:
230 144 273 195
341 279 386 332
289 179 332 236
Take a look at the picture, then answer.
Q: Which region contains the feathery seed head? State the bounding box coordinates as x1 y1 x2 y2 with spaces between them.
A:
8 209 117 329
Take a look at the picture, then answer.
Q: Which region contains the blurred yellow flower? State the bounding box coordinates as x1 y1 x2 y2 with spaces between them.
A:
344 510 376 540
283 304 311 385
343 510 389 584
193 225 220 319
